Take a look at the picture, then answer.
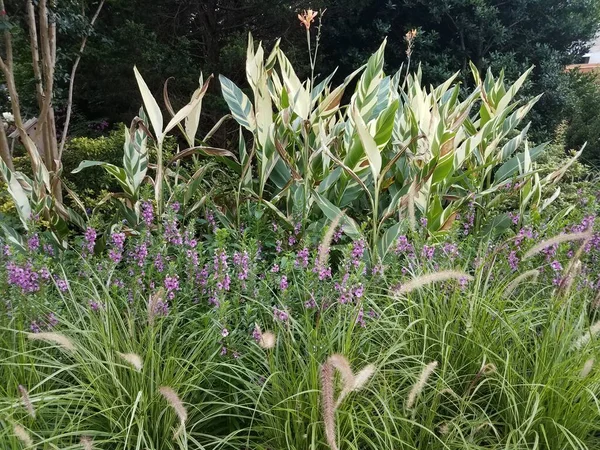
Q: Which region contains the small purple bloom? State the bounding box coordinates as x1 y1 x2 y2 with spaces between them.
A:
141 201 154 227
27 234 40 252
279 275 288 291
273 307 289 322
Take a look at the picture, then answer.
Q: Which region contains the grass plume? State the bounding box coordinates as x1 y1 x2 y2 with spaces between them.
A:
27 332 75 352
259 331 276 349
148 287 165 325
581 359 594 378
80 436 93 450
13 423 34 447
523 230 592 260
572 320 600 350
320 361 338 450
505 269 539 295
396 271 473 296
117 352 143 371
18 384 35 418
328 354 355 407
353 364 376 391
406 361 438 409
318 213 343 268
159 386 188 423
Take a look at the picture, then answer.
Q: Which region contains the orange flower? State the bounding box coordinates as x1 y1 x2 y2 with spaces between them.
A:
298 9 318 30
405 29 418 42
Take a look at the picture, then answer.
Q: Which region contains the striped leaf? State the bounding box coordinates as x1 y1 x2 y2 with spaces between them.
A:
219 75 256 131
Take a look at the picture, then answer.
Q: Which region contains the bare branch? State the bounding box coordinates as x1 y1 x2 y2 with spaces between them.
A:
59 0 106 157
0 120 14 171
26 0 45 108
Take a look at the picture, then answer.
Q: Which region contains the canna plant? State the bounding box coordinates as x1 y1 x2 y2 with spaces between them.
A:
0 133 86 248
72 70 236 226
72 113 151 226
220 33 576 259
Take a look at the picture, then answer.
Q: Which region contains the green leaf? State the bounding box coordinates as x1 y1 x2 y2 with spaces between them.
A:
168 146 238 165
352 106 381 181
134 66 164 142
0 159 31 228
494 143 546 183
312 191 362 240
219 75 256 131
72 160 133 196
377 221 405 259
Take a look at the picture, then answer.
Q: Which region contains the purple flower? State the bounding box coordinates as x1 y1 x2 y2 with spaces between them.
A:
550 260 563 271
6 262 40 293
273 307 289 322
272 221 278 232
350 239 366 267
164 275 180 300
233 251 250 280
295 247 309 268
83 227 97 256
271 264 280 273
252 326 262 342
421 245 435 260
333 227 343 243
170 202 181 213
220 346 227 356
356 308 366 328
372 264 384 276
288 235 297 246
353 284 364 298
141 201 154 227
206 210 217 233
132 242 148 267
47 312 59 328
509 212 520 225
213 249 231 291
56 278 69 292
221 328 229 337
164 219 183 245
395 236 414 256
442 243 459 259
508 250 519 272
109 232 126 263
420 217 428 228
27 234 40 252
152 298 170 316
279 275 288 291
89 300 103 312
304 296 317 309
275 240 283 253
154 253 164 272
